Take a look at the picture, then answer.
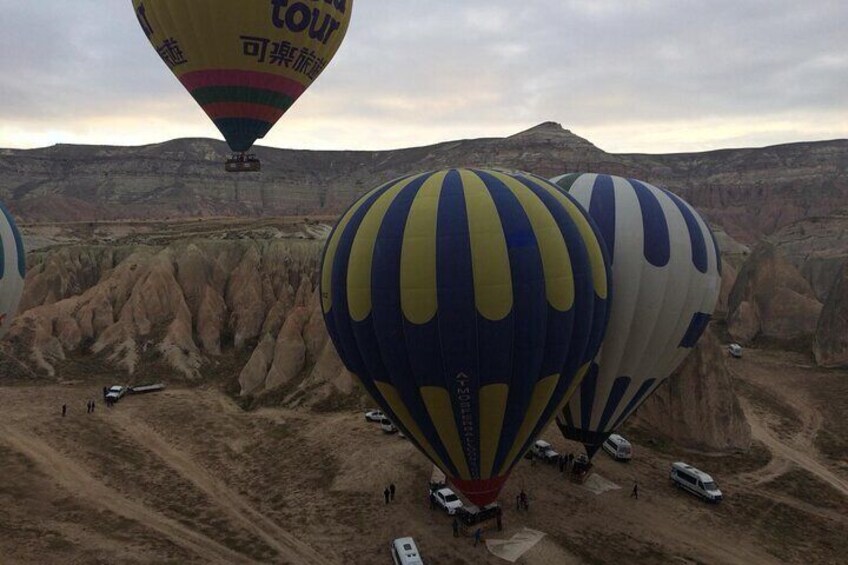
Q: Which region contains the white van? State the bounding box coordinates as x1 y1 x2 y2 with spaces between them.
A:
602 434 632 461
728 343 743 358
391 537 424 565
670 462 723 503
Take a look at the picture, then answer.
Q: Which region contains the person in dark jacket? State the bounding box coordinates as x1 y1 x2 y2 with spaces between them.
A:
452 518 459 537
389 482 396 501
384 487 390 504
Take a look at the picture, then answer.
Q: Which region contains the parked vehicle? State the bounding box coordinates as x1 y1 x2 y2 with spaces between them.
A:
601 433 632 461
531 440 559 463
391 537 424 565
128 383 165 394
380 417 398 434
430 487 463 515
365 409 385 422
105 385 127 403
728 343 743 358
670 462 723 503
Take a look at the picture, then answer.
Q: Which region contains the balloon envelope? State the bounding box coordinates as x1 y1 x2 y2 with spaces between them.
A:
321 168 610 505
550 173 720 457
0 203 25 339
132 0 353 152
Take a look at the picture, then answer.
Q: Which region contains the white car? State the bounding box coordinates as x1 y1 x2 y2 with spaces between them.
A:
728 343 743 358
380 417 398 434
430 487 463 515
531 440 560 463
105 385 127 403
365 409 385 422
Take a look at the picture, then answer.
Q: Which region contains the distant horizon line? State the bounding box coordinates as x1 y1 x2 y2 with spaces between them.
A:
2 122 846 157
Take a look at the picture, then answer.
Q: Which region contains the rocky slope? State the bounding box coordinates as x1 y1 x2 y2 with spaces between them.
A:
629 328 752 451
4 225 355 409
814 263 848 368
726 244 822 346
3 123 847 247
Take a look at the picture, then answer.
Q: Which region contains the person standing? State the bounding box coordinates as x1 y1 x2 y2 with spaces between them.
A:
631 482 639 499
389 482 396 502
384 487 390 505
62 404 67 417
474 528 482 547
91 399 95 413
452 518 459 538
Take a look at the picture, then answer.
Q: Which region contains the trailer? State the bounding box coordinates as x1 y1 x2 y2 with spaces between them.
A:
128 383 166 394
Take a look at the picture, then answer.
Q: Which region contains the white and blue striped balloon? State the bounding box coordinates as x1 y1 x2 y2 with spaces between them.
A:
0 203 25 339
550 173 721 456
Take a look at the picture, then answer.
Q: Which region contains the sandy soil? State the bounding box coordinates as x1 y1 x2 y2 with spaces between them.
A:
0 348 845 564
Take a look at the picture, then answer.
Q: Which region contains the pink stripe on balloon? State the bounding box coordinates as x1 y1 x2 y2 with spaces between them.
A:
179 69 306 98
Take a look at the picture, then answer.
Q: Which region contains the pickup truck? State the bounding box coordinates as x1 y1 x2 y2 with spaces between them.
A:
531 440 560 463
105 385 128 403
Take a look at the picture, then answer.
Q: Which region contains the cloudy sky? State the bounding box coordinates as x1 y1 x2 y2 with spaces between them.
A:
1 1 846 153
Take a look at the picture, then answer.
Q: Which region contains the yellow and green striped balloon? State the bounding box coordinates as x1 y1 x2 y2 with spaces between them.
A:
131 0 353 152
321 168 610 505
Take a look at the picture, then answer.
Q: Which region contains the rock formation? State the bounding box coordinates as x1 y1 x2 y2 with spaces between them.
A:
3 234 355 408
629 327 751 451
726 243 822 346
814 263 848 368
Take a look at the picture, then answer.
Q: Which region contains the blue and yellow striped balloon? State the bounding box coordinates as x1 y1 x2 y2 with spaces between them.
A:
321 168 610 505
0 203 25 339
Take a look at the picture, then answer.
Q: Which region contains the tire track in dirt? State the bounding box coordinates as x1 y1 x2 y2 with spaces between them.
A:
0 424 256 565
110 412 333 565
750 488 848 524
737 397 848 497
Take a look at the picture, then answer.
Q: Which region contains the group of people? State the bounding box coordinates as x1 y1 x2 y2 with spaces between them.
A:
558 452 576 473
60 400 99 416
60 386 119 417
383 483 396 504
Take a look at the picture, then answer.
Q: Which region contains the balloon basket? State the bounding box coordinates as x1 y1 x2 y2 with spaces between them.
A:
225 154 261 173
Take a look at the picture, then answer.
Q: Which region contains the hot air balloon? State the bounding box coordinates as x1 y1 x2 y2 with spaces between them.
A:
0 203 26 339
550 173 721 457
131 0 353 172
321 168 610 506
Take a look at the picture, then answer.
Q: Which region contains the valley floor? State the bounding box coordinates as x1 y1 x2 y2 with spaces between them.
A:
0 348 846 564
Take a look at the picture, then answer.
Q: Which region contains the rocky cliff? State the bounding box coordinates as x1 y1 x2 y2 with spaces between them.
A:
4 123 847 248
629 328 752 451
814 263 848 368
726 244 822 347
3 224 356 408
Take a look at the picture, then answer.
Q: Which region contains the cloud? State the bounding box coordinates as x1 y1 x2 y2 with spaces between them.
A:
0 0 845 152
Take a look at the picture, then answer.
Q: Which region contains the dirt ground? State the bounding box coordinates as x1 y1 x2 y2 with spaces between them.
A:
0 347 846 564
